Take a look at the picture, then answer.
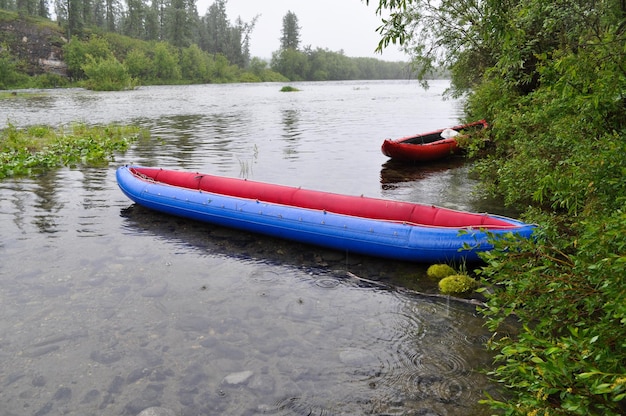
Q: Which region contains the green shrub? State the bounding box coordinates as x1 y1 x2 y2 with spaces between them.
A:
465 30 626 415
238 72 261 83
31 73 69 88
0 46 29 89
63 36 115 80
81 56 135 91
124 49 153 80
478 213 626 415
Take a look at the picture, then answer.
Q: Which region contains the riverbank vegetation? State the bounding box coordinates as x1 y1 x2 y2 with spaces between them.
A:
0 1 414 91
369 0 625 414
0 123 144 178
2 0 624 413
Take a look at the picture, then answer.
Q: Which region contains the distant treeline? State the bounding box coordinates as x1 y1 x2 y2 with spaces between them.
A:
0 0 441 90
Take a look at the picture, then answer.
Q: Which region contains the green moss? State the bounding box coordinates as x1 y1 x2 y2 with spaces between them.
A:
438 274 479 296
426 264 456 280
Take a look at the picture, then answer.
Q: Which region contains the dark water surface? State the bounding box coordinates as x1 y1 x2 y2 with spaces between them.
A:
0 81 507 415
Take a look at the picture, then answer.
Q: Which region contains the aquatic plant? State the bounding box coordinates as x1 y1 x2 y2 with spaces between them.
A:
0 122 144 178
426 263 456 280
438 274 478 296
280 86 300 92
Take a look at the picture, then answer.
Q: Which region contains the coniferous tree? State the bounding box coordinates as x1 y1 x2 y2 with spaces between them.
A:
16 0 29 14
104 0 118 32
200 0 229 55
67 0 83 37
92 0 105 29
143 0 166 40
0 0 16 10
164 0 195 47
81 0 93 26
143 0 158 40
233 14 256 67
197 1 254 67
123 0 144 39
280 10 300 51
37 0 49 18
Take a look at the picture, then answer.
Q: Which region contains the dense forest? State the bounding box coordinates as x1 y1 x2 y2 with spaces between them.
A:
367 0 626 415
0 0 416 89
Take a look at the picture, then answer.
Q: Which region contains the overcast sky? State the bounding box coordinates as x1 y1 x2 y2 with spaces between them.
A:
195 0 407 61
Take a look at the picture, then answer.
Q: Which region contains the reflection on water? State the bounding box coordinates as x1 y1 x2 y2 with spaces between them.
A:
0 81 507 415
281 109 302 140
32 170 64 234
380 158 467 188
281 109 302 160
380 158 518 216
118 203 437 295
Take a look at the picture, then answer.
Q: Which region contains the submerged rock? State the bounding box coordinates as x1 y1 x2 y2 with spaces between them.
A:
136 407 176 416
222 370 253 385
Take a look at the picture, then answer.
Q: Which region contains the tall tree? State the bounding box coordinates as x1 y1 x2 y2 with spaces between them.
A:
80 0 93 26
16 0 31 14
37 0 49 18
365 0 500 93
144 0 166 40
123 0 145 39
165 0 196 47
200 0 229 54
91 0 105 29
280 10 300 51
66 0 83 37
232 15 257 67
0 0 16 11
198 0 254 66
104 0 118 32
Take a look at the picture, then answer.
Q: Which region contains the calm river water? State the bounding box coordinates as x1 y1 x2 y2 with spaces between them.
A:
0 81 509 415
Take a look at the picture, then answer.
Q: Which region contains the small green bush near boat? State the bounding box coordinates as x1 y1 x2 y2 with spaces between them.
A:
426 263 456 280
280 86 300 92
438 274 479 296
0 123 145 178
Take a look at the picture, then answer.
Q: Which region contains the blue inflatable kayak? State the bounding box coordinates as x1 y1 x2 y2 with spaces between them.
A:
116 166 535 263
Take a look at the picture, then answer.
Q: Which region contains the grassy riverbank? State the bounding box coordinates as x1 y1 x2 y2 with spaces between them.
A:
0 123 145 178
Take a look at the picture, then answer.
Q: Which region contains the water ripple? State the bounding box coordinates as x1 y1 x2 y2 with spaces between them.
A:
410 349 470 375
409 373 475 403
249 268 282 284
313 277 341 289
0 81 498 416
271 397 335 416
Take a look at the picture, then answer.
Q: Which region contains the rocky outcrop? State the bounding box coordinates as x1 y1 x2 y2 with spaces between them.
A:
0 18 68 77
